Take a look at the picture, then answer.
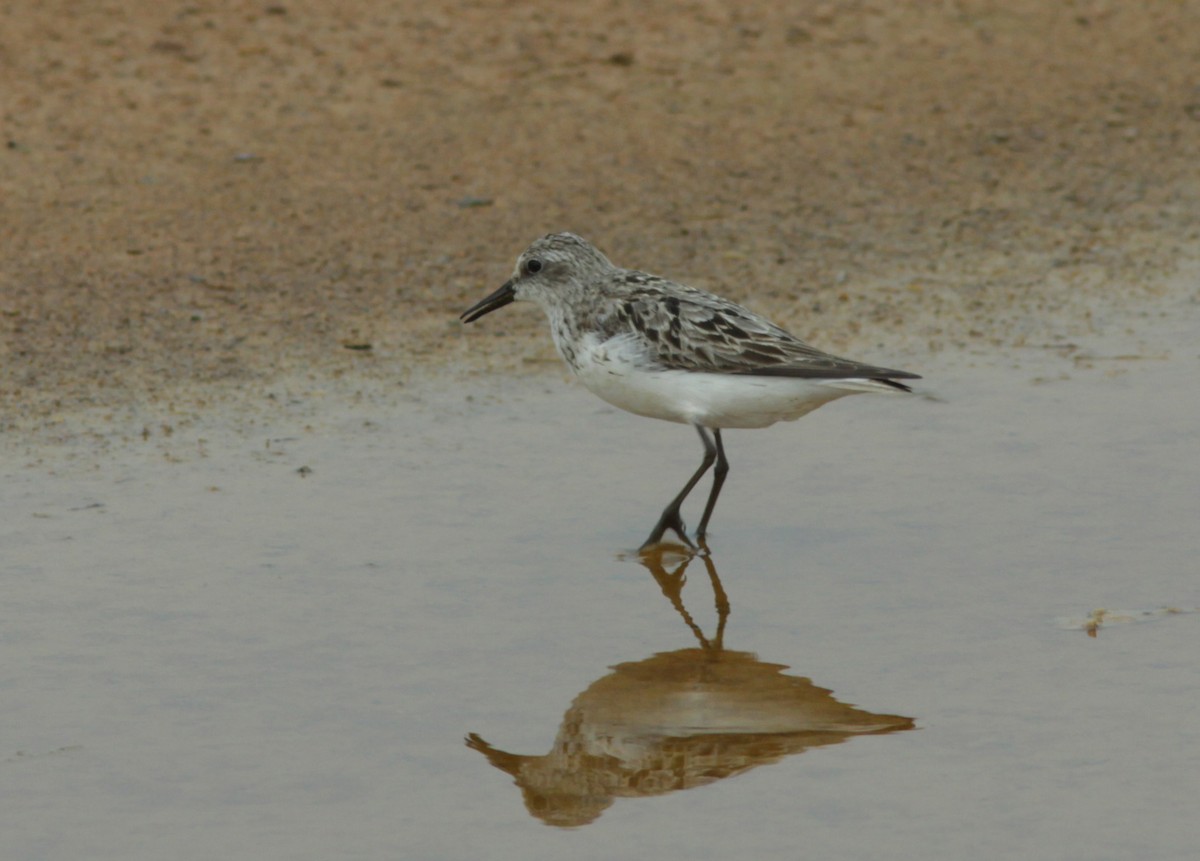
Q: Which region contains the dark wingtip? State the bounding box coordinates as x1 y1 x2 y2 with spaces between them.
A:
733 366 922 384
874 377 916 393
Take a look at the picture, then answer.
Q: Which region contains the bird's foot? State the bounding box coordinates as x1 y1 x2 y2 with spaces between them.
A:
641 509 694 552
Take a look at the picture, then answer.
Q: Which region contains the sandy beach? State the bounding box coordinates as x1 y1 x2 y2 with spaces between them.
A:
3 0 1198 446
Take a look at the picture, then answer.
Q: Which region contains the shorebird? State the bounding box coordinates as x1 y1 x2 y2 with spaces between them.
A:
461 233 919 549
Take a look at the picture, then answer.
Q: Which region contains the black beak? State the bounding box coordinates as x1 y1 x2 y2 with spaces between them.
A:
460 279 515 324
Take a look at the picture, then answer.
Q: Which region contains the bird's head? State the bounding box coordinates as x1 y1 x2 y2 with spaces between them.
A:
460 232 615 323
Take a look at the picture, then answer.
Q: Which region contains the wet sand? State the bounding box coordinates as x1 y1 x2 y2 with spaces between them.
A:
3 1 1199 447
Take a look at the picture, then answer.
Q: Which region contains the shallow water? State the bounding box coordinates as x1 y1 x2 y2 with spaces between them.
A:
3 316 1199 859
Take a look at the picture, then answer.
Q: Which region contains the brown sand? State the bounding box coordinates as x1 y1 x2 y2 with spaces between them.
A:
3 1 1199 442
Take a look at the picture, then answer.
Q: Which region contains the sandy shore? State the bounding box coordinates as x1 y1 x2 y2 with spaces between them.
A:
3 1 1198 444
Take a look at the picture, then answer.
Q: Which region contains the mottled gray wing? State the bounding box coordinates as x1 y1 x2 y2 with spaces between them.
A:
606 275 919 382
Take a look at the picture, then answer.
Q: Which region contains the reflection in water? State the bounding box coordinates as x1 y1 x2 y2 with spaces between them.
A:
466 547 916 827
1058 605 1199 637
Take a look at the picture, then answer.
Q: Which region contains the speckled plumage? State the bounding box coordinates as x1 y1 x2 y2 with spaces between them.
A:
461 232 920 548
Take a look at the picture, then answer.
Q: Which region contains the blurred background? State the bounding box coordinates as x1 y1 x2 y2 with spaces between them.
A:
3 0 1197 437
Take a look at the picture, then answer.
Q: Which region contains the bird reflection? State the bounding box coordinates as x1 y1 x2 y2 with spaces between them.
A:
466 547 916 827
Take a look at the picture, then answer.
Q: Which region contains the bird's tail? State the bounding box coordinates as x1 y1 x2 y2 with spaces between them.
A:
818 377 914 394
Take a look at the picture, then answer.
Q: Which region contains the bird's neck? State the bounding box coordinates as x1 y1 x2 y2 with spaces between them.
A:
545 305 584 373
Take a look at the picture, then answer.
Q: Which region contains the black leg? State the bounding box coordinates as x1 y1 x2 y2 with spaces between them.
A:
641 425 717 549
695 429 729 542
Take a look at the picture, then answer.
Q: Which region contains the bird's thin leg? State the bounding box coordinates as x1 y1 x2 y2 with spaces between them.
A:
695 429 729 542
641 425 717 549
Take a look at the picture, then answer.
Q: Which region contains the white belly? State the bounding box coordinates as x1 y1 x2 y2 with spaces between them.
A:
564 332 867 429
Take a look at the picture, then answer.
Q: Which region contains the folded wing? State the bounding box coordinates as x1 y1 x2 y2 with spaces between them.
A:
608 281 919 387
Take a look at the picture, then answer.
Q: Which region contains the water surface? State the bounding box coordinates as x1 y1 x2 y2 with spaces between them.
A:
3 321 1198 859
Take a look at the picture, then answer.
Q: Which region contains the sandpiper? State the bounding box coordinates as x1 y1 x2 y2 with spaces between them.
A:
461 233 919 549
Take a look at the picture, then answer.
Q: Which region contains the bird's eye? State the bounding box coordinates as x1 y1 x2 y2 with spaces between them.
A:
526 259 543 274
